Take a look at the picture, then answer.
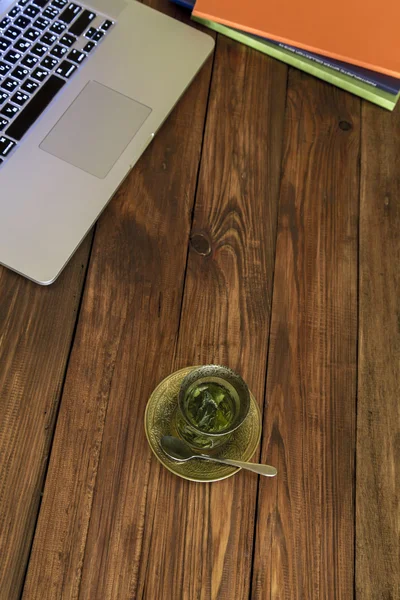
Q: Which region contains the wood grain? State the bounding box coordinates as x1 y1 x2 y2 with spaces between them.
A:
356 103 400 600
0 234 92 600
21 21 214 600
136 36 287 599
251 71 360 599
3 12 398 600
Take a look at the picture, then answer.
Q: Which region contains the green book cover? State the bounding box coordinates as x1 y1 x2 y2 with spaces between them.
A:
192 16 400 111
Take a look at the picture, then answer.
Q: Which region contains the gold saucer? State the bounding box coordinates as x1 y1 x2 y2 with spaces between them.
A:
145 366 262 482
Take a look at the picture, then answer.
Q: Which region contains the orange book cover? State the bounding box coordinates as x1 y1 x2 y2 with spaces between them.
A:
193 0 400 78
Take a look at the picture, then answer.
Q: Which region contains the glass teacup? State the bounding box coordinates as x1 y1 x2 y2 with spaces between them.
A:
174 365 250 452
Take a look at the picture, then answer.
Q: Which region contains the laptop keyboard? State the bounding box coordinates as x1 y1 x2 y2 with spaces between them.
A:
0 0 114 167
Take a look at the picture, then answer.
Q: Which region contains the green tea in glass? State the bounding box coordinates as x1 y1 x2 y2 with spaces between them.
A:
175 365 250 451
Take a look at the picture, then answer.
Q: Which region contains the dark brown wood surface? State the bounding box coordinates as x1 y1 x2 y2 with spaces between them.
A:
252 71 360 600
356 102 400 600
135 34 287 600
0 2 399 599
0 234 92 600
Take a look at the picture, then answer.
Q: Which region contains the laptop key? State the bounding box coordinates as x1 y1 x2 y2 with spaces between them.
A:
11 65 29 80
50 43 67 58
1 77 19 92
1 103 20 118
0 61 12 77
4 50 22 64
8 6 21 18
68 48 85 64
33 17 50 30
59 3 82 24
82 40 95 53
6 74 65 140
0 37 12 51
59 33 75 47
31 42 48 57
19 0 31 6
21 53 39 68
21 78 39 93
31 66 48 81
0 17 12 30
24 5 41 18
91 30 104 43
85 26 96 39
0 117 9 131
49 21 66 34
0 91 9 104
41 55 58 69
41 32 57 46
12 90 30 106
100 20 113 31
4 26 21 41
15 15 31 29
24 27 41 41
68 10 95 36
0 135 16 157
52 0 68 8
32 0 50 7
55 59 76 78
43 6 59 20
14 38 32 52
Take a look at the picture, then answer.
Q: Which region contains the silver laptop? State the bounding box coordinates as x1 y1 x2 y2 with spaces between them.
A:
0 0 213 284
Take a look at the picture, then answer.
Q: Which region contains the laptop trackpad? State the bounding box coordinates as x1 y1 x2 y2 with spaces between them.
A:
40 81 152 179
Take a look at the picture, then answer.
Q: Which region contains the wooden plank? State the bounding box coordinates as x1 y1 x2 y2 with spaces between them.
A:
0 234 92 600
21 17 214 600
356 103 400 599
136 36 288 599
251 71 360 599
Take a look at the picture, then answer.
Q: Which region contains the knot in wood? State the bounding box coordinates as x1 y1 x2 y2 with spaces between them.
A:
339 120 352 131
190 233 211 256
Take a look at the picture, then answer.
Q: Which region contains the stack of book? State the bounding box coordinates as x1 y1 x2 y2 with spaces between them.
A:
172 0 400 111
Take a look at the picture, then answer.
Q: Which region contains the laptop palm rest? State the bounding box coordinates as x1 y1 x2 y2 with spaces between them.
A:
40 81 152 179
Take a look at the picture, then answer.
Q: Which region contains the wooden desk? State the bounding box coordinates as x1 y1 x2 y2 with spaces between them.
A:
1 1 399 598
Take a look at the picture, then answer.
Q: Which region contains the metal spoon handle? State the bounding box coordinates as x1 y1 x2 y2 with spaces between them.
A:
200 455 277 477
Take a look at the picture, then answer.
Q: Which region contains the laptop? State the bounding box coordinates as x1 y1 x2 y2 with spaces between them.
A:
0 0 213 284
